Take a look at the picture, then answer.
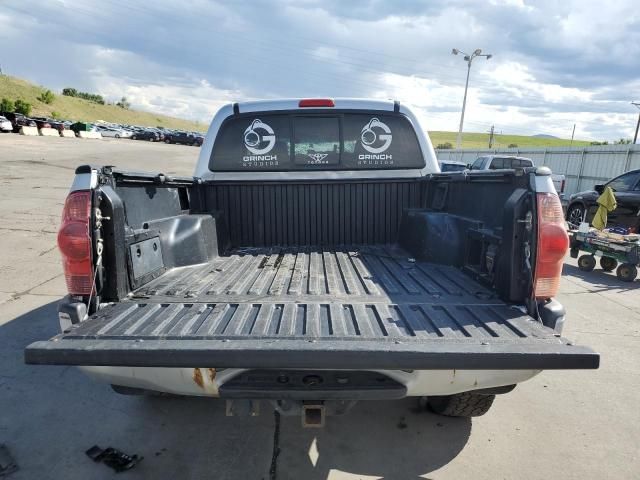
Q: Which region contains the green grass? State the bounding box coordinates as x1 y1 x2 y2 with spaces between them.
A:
0 75 206 132
428 131 591 149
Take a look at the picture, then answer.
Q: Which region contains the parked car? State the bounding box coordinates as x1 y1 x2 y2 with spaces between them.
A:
468 155 566 198
0 115 12 132
26 99 598 426
31 117 53 130
438 160 466 172
165 130 202 146
566 169 640 231
95 125 132 138
47 120 66 133
0 112 37 132
131 129 161 141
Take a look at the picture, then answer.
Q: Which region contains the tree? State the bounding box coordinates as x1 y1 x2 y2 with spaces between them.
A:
14 99 32 116
436 142 453 149
116 96 131 109
0 97 14 112
37 89 55 104
614 138 632 145
62 87 78 97
50 111 62 119
508 143 518 148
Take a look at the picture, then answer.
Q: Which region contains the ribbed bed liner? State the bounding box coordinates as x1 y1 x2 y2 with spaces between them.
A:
132 245 495 304
25 245 599 370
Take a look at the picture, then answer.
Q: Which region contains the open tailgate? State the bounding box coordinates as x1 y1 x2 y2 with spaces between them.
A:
25 301 599 370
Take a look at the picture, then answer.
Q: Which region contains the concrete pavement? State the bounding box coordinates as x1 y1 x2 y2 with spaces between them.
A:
0 135 638 479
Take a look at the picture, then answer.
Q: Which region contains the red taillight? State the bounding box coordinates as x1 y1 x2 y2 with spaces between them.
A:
299 98 335 108
58 191 93 295
560 179 566 193
534 193 569 299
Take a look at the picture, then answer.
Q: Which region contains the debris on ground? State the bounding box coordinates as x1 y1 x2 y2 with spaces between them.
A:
85 445 142 473
0 444 18 477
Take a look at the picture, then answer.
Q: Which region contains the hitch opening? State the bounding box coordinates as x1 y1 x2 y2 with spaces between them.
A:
302 403 325 428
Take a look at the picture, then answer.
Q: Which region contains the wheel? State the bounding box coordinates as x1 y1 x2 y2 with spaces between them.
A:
115 134 120 138
165 138 171 144
131 135 137 140
426 392 495 417
616 264 638 282
578 254 596 272
600 257 618 272
567 204 585 227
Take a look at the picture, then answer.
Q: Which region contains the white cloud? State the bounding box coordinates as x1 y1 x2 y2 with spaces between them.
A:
1 0 638 140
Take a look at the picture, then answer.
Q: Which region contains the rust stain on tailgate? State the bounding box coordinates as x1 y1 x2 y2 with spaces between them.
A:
193 368 204 389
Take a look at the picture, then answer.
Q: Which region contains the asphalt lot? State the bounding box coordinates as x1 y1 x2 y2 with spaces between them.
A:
0 134 639 479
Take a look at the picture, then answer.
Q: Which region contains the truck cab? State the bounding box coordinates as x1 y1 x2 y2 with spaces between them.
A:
25 99 598 424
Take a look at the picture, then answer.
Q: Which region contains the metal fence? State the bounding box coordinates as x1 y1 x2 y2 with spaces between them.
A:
435 145 640 196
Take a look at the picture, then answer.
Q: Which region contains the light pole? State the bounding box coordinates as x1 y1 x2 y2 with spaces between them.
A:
632 102 640 144
452 48 492 149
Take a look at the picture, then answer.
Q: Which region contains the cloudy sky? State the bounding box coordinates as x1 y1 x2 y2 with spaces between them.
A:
1 0 639 140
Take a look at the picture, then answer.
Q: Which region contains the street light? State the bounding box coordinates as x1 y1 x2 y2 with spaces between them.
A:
452 47 493 148
632 102 640 144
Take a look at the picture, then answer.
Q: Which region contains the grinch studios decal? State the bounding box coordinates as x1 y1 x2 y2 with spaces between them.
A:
243 119 278 167
359 118 393 166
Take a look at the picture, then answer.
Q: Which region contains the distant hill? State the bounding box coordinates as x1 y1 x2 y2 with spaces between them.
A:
0 75 206 131
1 74 594 146
429 131 590 149
533 134 559 139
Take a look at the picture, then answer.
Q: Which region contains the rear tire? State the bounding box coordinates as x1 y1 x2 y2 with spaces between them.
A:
616 264 638 282
600 257 618 272
165 138 171 144
132 135 137 140
426 392 495 417
578 254 596 272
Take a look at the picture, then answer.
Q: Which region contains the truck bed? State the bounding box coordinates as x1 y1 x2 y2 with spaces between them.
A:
25 245 598 370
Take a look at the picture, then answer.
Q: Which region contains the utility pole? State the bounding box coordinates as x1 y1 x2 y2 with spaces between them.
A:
452 48 493 149
570 124 576 148
488 125 495 148
633 102 640 144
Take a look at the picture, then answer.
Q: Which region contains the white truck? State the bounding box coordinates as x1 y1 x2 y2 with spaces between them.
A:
469 155 566 199
26 99 597 426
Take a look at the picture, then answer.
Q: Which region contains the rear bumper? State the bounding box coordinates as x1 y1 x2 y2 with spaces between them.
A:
80 365 541 398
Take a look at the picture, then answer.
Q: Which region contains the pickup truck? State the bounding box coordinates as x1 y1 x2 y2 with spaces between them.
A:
469 155 567 199
25 99 598 425
165 130 204 146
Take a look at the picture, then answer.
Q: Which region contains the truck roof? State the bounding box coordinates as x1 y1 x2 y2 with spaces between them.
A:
195 98 439 181
233 98 398 114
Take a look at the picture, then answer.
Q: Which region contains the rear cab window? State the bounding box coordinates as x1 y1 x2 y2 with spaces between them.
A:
209 111 424 171
489 157 533 169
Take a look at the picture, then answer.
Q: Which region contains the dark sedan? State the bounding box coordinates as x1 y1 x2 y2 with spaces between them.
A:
131 129 162 142
566 169 640 231
165 131 203 146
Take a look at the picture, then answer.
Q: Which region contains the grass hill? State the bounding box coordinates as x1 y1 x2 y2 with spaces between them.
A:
0 75 206 132
1 74 592 146
429 131 591 149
